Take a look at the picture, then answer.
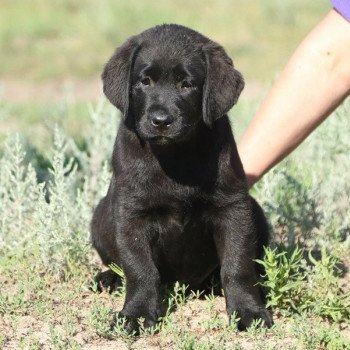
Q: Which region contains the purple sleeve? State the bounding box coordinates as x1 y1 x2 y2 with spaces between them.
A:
331 0 350 21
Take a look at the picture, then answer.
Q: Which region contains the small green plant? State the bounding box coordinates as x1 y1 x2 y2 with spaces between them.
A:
88 303 115 339
49 323 81 350
200 311 225 332
173 331 199 350
108 262 126 297
108 262 125 278
138 317 162 336
256 246 305 312
167 282 190 312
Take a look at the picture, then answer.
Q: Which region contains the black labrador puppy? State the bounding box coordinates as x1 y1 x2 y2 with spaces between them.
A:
91 24 273 332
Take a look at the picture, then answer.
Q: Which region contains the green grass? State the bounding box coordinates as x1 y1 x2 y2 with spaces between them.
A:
0 98 349 349
0 0 329 82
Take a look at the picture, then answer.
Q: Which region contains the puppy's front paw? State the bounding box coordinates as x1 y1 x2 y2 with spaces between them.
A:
231 305 273 331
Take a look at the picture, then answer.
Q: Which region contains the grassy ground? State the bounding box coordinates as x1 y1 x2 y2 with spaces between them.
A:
0 100 349 349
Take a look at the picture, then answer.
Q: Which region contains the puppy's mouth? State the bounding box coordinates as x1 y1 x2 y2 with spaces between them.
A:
147 135 176 145
136 124 186 145
139 129 194 145
136 118 198 145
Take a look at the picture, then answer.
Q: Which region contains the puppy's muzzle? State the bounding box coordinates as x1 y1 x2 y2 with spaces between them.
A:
149 111 174 130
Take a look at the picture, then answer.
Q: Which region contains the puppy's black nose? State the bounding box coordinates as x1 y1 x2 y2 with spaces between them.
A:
150 112 174 128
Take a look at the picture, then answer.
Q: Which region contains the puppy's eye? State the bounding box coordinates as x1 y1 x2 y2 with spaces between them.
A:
141 77 151 86
181 81 193 89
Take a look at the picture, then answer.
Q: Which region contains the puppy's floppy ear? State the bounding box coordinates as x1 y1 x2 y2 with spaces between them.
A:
202 43 244 127
102 37 140 118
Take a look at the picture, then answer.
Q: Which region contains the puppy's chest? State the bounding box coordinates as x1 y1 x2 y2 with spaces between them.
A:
151 195 218 283
140 190 211 222
122 173 237 221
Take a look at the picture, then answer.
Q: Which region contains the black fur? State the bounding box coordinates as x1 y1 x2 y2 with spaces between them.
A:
91 24 273 333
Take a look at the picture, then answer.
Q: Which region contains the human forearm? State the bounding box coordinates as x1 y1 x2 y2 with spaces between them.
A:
238 9 350 187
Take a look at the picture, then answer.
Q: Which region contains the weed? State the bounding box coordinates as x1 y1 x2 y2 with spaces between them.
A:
108 262 125 279
256 246 305 312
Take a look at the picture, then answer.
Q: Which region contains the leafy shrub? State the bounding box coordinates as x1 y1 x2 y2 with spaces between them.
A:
0 100 118 276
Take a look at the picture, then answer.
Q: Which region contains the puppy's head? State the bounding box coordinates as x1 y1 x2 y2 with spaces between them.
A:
102 24 244 145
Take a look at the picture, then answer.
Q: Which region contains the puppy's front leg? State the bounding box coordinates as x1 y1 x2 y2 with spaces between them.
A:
213 203 273 330
116 219 162 334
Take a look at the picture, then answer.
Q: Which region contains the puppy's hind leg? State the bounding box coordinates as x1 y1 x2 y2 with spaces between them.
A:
94 269 122 293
